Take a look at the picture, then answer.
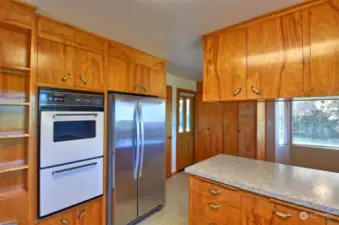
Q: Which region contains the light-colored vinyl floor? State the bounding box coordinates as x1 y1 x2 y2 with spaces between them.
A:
138 172 189 225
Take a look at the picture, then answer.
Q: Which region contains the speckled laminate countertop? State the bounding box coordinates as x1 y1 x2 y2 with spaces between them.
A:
185 154 339 216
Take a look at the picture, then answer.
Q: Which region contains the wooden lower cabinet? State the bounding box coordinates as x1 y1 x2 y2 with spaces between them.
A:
38 198 102 225
189 176 333 225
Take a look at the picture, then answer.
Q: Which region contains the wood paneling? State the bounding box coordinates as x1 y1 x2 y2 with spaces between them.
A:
107 57 128 92
222 102 239 156
75 198 102 225
37 38 76 87
203 29 247 101
75 49 104 90
242 195 274 225
0 0 35 30
195 92 223 163
166 86 172 178
0 25 29 68
0 72 28 103
257 102 266 160
37 16 106 54
247 11 304 99
308 1 339 96
238 102 257 159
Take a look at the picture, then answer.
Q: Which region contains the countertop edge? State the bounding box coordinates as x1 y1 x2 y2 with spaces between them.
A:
185 167 339 217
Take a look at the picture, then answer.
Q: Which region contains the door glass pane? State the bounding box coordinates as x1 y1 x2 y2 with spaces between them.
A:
186 98 191 132
179 97 184 133
54 120 96 142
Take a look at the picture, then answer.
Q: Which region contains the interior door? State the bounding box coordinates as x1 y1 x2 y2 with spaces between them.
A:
137 96 165 217
109 94 138 225
176 91 195 171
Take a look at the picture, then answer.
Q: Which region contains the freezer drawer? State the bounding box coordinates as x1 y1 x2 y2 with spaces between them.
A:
39 157 103 218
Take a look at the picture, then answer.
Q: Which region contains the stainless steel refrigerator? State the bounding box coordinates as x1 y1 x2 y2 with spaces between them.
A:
107 93 166 225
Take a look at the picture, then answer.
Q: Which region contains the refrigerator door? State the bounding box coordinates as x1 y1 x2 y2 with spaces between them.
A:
137 97 166 217
107 94 140 225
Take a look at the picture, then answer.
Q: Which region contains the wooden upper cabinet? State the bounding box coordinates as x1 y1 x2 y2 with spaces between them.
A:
203 29 247 101
37 38 76 87
75 198 101 225
139 65 152 95
308 1 339 97
127 63 142 94
75 49 104 90
247 11 304 99
150 63 166 98
107 57 128 92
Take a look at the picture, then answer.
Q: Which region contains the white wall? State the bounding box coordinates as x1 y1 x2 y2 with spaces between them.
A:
167 73 197 173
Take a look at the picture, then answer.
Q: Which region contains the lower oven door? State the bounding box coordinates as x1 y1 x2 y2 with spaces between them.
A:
39 157 103 218
40 111 104 168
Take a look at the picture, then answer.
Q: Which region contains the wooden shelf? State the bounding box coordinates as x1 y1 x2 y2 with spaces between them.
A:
0 185 27 200
0 65 30 75
0 161 28 174
0 102 30 106
0 131 29 139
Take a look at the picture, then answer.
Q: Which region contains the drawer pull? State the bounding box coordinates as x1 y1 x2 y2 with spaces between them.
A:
273 209 292 219
80 76 87 84
60 218 68 224
62 74 71 81
78 209 86 219
208 189 221 196
233 88 242 96
251 87 262 96
208 203 220 210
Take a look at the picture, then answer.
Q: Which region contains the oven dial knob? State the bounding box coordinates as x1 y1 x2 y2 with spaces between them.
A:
76 98 81 103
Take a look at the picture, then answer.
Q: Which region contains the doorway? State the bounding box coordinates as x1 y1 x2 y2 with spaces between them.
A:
176 88 195 172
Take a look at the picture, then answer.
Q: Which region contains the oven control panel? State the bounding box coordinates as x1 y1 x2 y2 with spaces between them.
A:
39 88 104 108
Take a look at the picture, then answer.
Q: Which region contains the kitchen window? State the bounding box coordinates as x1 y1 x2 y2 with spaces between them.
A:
292 99 339 149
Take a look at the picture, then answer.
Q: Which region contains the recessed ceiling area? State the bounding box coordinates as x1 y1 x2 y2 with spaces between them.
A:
26 0 303 80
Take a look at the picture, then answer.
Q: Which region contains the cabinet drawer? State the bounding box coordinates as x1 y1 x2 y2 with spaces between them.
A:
273 204 326 225
190 177 241 208
191 192 241 225
38 210 74 225
190 209 221 225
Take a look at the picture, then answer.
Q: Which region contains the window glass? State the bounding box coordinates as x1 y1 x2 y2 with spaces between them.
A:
186 98 191 132
276 101 288 146
292 100 339 149
179 97 184 133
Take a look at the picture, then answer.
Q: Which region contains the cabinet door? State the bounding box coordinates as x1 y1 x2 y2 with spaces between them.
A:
75 198 102 225
107 57 128 92
203 29 247 101
242 195 273 225
139 65 152 96
150 63 166 98
272 204 325 225
37 38 75 87
38 210 75 225
126 63 141 94
75 49 104 90
309 1 339 96
247 11 304 99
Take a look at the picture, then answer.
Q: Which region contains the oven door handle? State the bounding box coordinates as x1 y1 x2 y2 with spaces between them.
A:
53 113 98 119
52 162 97 176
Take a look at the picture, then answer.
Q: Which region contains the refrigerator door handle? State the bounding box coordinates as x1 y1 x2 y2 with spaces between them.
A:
139 102 145 178
133 103 141 180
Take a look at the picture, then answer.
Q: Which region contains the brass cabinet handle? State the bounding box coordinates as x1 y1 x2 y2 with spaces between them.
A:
78 209 86 219
142 86 148 93
251 87 262 96
208 188 221 196
60 218 68 224
208 203 220 210
80 76 87 84
233 88 242 96
273 209 292 219
62 74 71 81
133 85 140 91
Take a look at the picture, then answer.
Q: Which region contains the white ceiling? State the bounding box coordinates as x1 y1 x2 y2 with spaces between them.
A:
26 0 303 81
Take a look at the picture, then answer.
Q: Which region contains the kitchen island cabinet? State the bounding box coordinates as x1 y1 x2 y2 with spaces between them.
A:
185 155 339 225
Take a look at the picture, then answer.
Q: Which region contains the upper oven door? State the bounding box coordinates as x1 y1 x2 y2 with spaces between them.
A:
40 111 104 168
